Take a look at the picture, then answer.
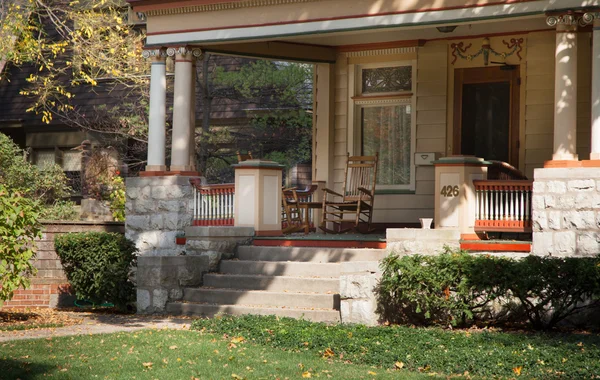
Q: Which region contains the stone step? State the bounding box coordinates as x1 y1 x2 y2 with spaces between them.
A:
236 246 386 263
183 288 339 309
166 302 341 323
219 260 340 277
203 274 339 293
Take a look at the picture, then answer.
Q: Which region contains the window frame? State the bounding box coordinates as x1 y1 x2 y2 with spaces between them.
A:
348 60 417 191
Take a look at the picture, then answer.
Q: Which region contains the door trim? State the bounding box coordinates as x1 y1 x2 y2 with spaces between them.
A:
453 66 520 167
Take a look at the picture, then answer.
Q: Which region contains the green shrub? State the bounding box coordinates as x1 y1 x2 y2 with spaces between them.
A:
0 133 71 204
54 232 137 311
0 185 43 305
378 248 600 329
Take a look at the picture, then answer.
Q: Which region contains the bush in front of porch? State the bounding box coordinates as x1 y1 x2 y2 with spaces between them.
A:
377 248 600 330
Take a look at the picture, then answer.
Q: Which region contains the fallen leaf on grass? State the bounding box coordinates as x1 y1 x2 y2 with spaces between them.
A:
394 361 404 369
142 362 153 369
322 348 335 359
169 345 178 350
302 371 312 378
513 366 523 376
368 371 377 375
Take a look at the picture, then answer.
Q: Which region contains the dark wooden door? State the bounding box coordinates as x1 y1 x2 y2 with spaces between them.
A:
453 66 520 166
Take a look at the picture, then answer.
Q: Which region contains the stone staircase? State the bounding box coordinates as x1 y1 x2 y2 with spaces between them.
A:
166 246 386 323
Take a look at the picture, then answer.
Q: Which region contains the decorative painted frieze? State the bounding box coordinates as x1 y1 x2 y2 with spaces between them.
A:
450 37 523 66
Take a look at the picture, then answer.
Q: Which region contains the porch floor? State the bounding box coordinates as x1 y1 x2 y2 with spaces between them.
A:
254 233 386 249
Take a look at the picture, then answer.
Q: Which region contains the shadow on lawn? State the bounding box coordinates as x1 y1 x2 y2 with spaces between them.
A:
0 358 55 379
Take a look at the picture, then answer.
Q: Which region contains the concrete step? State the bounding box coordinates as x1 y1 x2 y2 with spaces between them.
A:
220 260 340 278
236 246 386 263
166 302 341 323
183 288 339 309
203 274 339 293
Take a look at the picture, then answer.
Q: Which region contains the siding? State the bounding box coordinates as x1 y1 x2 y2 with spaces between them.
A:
329 43 447 224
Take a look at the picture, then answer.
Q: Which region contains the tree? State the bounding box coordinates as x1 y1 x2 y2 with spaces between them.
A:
1 0 149 172
0 184 43 306
198 58 313 182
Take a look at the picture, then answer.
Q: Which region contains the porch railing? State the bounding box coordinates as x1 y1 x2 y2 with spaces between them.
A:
474 180 533 233
190 180 235 226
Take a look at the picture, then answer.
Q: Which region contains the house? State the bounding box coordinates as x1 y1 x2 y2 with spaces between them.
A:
125 0 600 322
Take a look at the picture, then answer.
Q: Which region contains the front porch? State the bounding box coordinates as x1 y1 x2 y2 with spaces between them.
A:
126 0 600 321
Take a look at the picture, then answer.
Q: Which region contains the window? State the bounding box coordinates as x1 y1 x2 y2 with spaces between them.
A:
33 148 83 195
352 62 416 190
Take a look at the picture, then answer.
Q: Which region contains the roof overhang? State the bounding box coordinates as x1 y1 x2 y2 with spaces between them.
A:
140 0 600 47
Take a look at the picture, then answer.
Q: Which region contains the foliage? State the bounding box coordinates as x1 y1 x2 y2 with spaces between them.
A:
108 175 126 221
377 248 600 329
54 232 137 310
201 59 313 182
0 184 43 305
192 314 600 379
40 200 79 221
0 133 71 204
1 0 147 123
0 330 426 380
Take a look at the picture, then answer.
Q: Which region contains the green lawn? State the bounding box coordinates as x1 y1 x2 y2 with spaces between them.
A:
0 329 428 379
193 315 600 379
2 316 599 379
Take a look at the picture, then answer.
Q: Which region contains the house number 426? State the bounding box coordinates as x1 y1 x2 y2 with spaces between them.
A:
440 185 460 197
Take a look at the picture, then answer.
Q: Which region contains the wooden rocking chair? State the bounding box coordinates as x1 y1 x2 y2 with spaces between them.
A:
320 153 378 234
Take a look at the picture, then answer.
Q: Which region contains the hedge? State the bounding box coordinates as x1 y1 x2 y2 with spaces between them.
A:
54 232 137 311
377 248 600 330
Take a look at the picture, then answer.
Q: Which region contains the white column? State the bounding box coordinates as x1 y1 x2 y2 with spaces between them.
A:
143 49 167 171
189 60 198 171
168 47 201 172
547 15 581 161
587 13 600 160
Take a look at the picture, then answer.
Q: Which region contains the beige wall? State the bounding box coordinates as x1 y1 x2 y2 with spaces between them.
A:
320 31 593 225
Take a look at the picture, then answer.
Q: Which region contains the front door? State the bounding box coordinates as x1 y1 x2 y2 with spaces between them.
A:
453 66 520 166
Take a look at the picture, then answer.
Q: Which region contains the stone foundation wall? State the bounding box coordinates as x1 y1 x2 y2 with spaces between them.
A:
125 176 199 256
340 261 380 326
136 256 210 313
532 168 600 257
2 221 124 309
185 226 254 271
386 229 460 255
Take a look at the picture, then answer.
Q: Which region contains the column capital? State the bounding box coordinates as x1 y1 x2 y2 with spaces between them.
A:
546 13 588 30
583 12 600 25
142 48 167 62
166 46 202 59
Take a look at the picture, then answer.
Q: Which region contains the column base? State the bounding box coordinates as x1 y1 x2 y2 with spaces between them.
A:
170 165 194 172
139 170 200 177
590 153 600 160
543 160 582 168
145 165 167 172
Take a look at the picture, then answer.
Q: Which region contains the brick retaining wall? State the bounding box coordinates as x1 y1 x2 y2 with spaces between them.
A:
1 221 124 309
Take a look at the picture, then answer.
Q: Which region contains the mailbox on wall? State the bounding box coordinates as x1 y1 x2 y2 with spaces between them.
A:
415 152 441 166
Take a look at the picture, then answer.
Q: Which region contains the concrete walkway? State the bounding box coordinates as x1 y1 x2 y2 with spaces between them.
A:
0 314 191 342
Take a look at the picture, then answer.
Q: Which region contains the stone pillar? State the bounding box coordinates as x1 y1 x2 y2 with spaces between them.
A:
547 14 582 162
168 47 201 173
586 13 600 160
142 49 168 172
125 176 197 256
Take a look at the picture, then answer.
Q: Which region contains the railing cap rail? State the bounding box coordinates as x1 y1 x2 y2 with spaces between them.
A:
473 179 534 187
